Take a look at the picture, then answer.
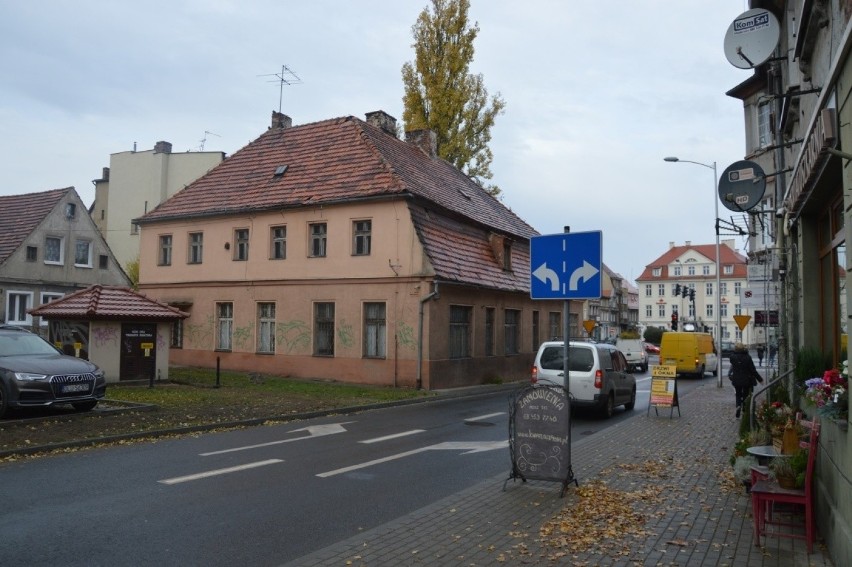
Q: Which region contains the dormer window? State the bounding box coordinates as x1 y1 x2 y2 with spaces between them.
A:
273 165 289 177
502 240 512 271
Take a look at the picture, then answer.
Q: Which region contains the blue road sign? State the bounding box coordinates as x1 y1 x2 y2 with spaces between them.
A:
530 231 602 299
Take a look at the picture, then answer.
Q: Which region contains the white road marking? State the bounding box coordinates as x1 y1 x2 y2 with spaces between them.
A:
359 430 425 444
465 412 504 422
317 440 508 478
159 459 283 485
200 422 353 456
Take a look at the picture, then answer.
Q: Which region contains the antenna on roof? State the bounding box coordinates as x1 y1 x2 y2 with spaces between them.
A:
199 130 220 151
258 65 302 113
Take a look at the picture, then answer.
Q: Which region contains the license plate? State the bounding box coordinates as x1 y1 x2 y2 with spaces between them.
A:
62 383 90 393
665 359 676 365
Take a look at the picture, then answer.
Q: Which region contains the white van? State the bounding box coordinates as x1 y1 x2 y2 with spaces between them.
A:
530 340 636 418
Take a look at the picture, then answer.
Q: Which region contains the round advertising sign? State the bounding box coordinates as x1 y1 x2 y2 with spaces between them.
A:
718 160 766 212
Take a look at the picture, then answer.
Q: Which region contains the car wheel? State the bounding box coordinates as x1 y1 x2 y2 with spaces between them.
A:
601 394 615 419
624 387 636 411
72 400 98 412
642 364 648 373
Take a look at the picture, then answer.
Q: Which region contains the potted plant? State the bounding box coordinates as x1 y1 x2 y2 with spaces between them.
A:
770 457 797 489
733 455 760 491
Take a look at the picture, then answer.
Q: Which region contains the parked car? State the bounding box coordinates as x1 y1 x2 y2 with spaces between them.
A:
531 340 636 418
615 338 648 373
644 343 660 355
0 325 106 418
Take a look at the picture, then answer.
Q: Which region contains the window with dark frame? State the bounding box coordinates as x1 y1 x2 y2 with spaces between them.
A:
309 223 327 258
188 232 203 264
171 319 183 348
26 246 37 262
234 228 249 261
353 220 372 256
504 309 520 355
258 302 276 353
270 226 286 259
449 305 472 359
502 240 512 271
363 302 386 358
548 311 561 340
98 255 108 269
159 235 172 266
532 310 540 351
485 307 495 356
314 302 335 356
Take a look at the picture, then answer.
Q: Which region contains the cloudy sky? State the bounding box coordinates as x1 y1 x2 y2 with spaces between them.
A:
1 0 753 283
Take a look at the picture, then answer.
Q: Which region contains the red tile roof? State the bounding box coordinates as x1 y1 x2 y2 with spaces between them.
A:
0 188 70 266
137 115 537 240
29 285 188 321
409 205 530 291
636 243 748 281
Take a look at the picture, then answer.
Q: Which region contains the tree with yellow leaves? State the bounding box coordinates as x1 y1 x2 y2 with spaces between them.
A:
402 0 505 196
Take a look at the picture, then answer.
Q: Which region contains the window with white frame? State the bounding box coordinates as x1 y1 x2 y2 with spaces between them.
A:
645 305 652 317
363 302 386 358
703 265 710 275
721 303 728 317
658 284 665 296
6 292 33 325
309 223 327 258
673 265 681 276
706 304 714 318
688 266 695 276
188 232 203 264
724 265 734 274
159 235 172 266
658 304 665 317
270 226 286 259
757 102 772 148
735 304 742 315
720 282 727 295
234 228 249 261
352 220 371 256
216 302 233 351
706 282 713 296
39 292 63 326
44 236 64 264
652 268 661 276
257 302 275 353
734 282 742 295
645 284 652 297
74 240 92 267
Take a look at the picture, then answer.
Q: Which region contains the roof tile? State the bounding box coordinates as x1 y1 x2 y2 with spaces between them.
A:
29 285 188 321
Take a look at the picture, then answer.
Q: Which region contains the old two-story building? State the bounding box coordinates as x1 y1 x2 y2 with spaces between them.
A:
135 111 579 389
0 187 130 348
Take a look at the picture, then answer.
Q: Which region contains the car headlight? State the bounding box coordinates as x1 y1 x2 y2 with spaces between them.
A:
15 372 48 382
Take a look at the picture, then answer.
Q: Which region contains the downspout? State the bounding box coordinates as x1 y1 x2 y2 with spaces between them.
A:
416 281 440 390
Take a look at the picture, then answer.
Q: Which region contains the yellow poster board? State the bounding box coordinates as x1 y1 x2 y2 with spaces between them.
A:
648 365 680 418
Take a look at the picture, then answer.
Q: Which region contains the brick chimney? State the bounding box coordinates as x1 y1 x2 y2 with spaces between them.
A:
271 111 292 130
405 129 437 158
153 141 172 154
365 110 397 137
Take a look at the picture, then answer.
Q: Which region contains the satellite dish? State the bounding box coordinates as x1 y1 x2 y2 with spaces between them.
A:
718 160 766 212
723 8 780 69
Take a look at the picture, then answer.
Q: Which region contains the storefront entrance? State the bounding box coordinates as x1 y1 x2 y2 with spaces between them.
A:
120 323 156 381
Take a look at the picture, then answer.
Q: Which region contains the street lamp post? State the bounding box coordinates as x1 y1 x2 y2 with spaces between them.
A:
664 156 722 388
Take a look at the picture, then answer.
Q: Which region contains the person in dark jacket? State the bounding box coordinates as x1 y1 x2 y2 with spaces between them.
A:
728 342 763 418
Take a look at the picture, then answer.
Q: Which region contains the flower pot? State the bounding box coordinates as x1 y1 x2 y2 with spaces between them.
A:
776 474 796 489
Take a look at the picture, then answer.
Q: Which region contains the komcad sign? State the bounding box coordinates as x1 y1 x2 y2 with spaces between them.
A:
733 12 770 33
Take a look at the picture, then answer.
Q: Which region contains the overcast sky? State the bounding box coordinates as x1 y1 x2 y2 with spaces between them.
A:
1 0 754 283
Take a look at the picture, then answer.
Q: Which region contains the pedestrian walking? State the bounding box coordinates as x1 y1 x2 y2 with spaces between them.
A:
769 342 777 366
728 343 763 418
756 345 765 366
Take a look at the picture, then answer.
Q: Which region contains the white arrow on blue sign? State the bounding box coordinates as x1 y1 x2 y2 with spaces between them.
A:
530 231 602 299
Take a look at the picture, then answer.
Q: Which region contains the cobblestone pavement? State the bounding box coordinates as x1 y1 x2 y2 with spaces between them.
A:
282 380 834 567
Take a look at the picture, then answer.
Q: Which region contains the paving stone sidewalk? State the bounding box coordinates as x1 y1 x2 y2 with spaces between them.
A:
282 380 834 567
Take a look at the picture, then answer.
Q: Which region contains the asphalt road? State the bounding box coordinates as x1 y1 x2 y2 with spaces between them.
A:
0 364 721 566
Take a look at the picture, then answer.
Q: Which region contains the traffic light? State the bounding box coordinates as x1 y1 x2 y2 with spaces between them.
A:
689 288 696 301
671 311 678 331
674 283 681 296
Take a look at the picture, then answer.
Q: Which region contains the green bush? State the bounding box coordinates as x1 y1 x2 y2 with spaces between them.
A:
643 326 664 345
794 346 831 394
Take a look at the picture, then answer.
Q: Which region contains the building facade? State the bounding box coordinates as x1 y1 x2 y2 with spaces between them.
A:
135 111 576 390
725 2 852 563
636 240 751 344
90 141 224 272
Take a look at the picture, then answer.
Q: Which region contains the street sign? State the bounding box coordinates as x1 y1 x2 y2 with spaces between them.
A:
530 231 602 299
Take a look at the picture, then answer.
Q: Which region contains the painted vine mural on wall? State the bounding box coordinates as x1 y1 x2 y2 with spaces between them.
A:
186 314 214 349
276 320 311 353
233 324 253 350
397 322 416 351
337 318 353 349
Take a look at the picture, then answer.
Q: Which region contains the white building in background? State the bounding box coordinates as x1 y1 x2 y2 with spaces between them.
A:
90 141 224 271
636 240 755 345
